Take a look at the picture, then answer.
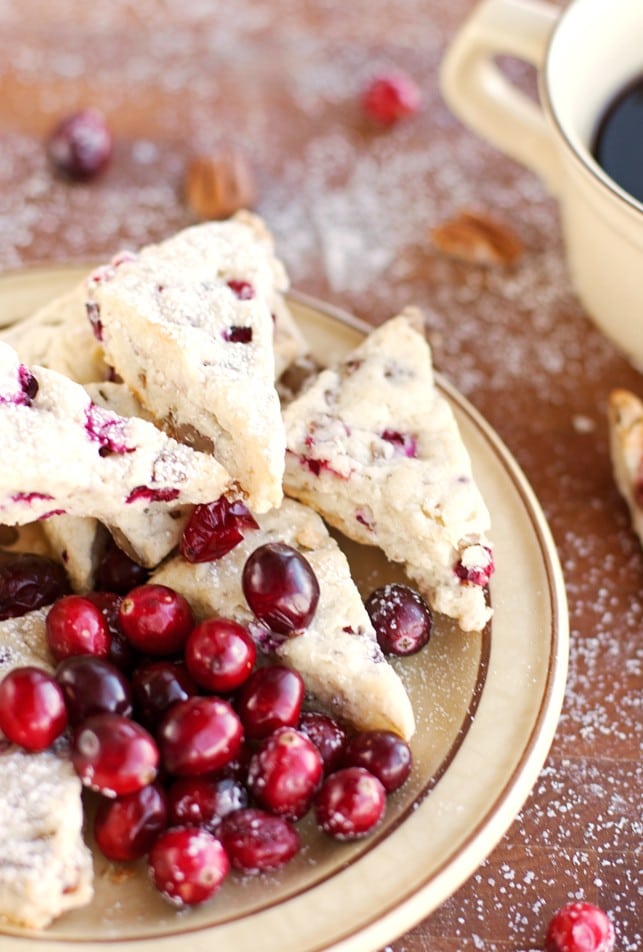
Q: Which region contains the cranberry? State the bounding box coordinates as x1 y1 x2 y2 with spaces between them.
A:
46 594 111 661
545 902 616 952
95 537 149 594
131 660 198 730
71 712 158 796
118 584 194 656
84 591 136 671
185 618 256 693
0 551 70 620
381 429 417 458
180 496 259 563
365 583 432 656
94 782 168 862
242 543 320 635
219 808 300 873
167 776 247 831
55 655 132 725
236 665 304 739
0 666 67 751
148 826 229 906
361 71 422 125
315 767 386 840
455 545 495 586
223 326 252 343
247 727 323 821
298 710 347 773
342 730 412 792
47 108 112 181
226 279 255 300
159 696 243 777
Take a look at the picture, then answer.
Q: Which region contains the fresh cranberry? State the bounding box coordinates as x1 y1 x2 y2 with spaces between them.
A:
236 665 304 739
247 727 323 821
95 537 149 594
131 660 198 730
159 696 243 777
56 655 132 725
148 826 229 906
365 583 432 656
46 594 111 661
94 783 168 862
71 712 159 796
226 279 255 300
179 496 259 563
0 666 67 751
118 584 194 656
242 543 320 635
315 767 386 840
84 591 136 671
361 71 422 125
47 108 112 181
342 730 412 792
167 776 248 831
298 710 347 773
545 902 616 952
0 551 70 620
454 545 495 586
219 808 300 873
185 618 256 693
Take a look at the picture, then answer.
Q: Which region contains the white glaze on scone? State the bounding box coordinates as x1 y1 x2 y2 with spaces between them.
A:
608 388 643 546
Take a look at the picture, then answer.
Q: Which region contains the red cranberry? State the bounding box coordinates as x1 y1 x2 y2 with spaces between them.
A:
365 583 432 656
247 727 323 821
0 551 70 620
56 655 132 725
0 666 67 751
545 902 616 952
179 496 259 563
454 545 495 586
361 71 422 125
148 826 229 906
185 618 256 693
159 696 243 777
226 279 255 300
94 782 168 862
218 808 300 873
298 710 347 773
47 108 112 181
236 664 304 739
242 543 320 635
84 591 136 671
342 730 412 792
131 660 198 730
167 776 247 831
95 537 149 594
46 594 111 661
315 767 386 840
118 584 194 656
71 712 159 796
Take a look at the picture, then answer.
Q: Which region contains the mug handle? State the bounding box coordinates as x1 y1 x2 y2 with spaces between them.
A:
440 0 561 194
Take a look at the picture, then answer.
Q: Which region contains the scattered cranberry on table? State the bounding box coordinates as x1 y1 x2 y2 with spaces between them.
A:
47 108 112 181
361 71 422 125
545 902 616 952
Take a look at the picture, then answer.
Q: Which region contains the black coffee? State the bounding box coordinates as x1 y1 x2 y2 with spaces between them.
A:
592 73 643 204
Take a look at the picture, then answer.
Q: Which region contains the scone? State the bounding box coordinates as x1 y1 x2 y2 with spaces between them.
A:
282 311 494 632
85 212 288 512
608 388 643 544
0 608 93 929
152 498 415 740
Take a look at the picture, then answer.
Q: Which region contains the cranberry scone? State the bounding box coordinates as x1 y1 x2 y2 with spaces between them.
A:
608 388 643 545
152 498 415 740
0 608 93 928
282 311 494 633
85 212 288 512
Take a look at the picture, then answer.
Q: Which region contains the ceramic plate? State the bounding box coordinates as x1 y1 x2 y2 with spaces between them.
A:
0 267 569 952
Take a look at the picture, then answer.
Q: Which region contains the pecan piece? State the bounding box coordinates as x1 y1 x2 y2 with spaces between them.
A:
431 209 524 267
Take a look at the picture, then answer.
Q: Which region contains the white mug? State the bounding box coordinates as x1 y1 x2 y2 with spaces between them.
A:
440 0 643 367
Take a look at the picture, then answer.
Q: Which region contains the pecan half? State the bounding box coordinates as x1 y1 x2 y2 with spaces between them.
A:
431 209 524 267
184 151 256 221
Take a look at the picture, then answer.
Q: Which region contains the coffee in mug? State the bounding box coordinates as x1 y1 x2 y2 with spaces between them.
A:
592 74 643 205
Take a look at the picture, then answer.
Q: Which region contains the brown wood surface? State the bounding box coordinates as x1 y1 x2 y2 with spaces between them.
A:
0 1 640 949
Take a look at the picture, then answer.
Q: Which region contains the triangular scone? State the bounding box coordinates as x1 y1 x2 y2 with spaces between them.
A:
85 212 287 512
608 388 643 545
0 609 93 928
152 498 415 740
0 342 234 527
282 312 494 633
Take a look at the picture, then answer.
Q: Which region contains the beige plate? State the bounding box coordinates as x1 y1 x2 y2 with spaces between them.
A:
0 268 568 952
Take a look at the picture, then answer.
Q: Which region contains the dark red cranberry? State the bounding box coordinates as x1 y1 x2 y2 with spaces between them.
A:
342 730 412 792
0 551 70 620
148 827 229 906
125 486 180 505
84 591 137 671
47 108 112 181
94 783 168 862
55 655 132 725
179 496 259 563
298 710 348 773
236 664 304 739
0 666 67 751
226 279 255 300
223 326 253 343
71 712 158 796
131 660 198 730
315 767 386 840
118 584 194 656
18 365 39 401
381 429 417 458
545 902 616 952
158 696 244 777
167 776 247 832
219 808 300 873
454 545 495 586
46 594 111 661
365 583 432 656
185 617 256 693
95 537 149 594
361 71 422 125
242 543 320 635
247 727 323 821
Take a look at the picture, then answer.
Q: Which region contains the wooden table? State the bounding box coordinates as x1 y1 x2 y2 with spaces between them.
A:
0 1 640 949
